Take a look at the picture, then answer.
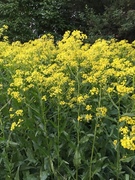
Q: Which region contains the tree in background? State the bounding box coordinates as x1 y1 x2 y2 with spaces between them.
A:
0 0 135 43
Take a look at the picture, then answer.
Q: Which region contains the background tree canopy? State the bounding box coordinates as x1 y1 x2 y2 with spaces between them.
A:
0 0 135 43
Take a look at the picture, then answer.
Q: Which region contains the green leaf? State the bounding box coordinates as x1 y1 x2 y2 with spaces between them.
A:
80 134 94 144
14 166 20 180
73 148 81 167
122 113 135 117
7 140 19 147
126 166 135 177
40 171 49 180
49 158 55 175
92 166 101 176
121 156 135 163
97 156 107 163
125 174 130 180
26 148 36 163
22 170 39 180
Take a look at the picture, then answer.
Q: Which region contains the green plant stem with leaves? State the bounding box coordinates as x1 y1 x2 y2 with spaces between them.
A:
116 96 121 180
89 117 98 180
38 89 56 178
0 117 12 179
57 94 60 179
108 91 121 179
76 67 81 180
89 85 102 180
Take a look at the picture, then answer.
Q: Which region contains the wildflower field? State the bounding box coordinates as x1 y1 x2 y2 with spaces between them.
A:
1 26 135 179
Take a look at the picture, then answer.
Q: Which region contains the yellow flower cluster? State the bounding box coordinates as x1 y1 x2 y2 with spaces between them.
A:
119 116 135 150
1 29 135 151
85 105 92 111
116 85 134 95
77 95 89 105
77 114 92 122
10 119 23 131
0 25 8 38
119 116 135 125
120 136 135 151
9 109 23 119
96 107 107 117
9 108 24 131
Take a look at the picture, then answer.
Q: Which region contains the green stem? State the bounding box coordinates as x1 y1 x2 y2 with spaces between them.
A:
76 67 80 180
108 89 121 179
0 113 12 177
57 98 60 178
116 97 120 180
89 85 102 180
40 96 47 134
38 89 55 177
89 117 98 180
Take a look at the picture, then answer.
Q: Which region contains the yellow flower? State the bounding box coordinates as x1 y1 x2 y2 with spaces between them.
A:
96 107 107 117
86 105 92 111
3 36 8 41
10 114 14 119
90 87 99 95
119 126 129 135
59 101 66 105
10 119 23 131
9 108 13 112
10 91 22 102
77 116 82 121
77 96 84 104
13 77 23 87
10 122 17 131
119 116 135 125
132 125 135 133
42 95 47 101
113 140 118 146
84 114 92 121
107 87 114 93
130 137 135 150
120 135 135 151
15 109 23 116
116 85 134 95
120 136 131 150
3 25 8 30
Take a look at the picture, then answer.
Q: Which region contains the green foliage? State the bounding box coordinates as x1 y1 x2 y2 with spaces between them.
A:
0 0 135 43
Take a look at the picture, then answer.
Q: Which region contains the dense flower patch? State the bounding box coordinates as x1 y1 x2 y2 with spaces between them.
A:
1 28 135 179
